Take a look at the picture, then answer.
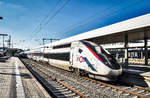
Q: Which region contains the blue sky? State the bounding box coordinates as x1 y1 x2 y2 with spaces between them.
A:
0 0 150 49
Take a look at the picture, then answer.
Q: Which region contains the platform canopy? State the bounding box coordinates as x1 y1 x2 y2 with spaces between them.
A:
46 13 150 47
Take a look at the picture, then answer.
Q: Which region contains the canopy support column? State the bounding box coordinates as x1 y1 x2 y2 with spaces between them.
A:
124 33 129 66
144 32 148 65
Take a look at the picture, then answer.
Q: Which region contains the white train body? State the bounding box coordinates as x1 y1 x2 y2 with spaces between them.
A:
70 41 122 76
26 40 122 81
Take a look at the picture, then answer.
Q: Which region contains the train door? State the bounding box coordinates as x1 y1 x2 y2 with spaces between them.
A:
70 42 79 67
70 47 74 65
70 47 80 68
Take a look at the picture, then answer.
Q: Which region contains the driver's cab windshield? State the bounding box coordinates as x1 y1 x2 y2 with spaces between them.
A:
82 41 106 56
95 46 101 54
82 41 120 69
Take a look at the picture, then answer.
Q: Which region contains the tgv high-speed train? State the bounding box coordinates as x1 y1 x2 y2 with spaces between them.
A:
26 40 122 81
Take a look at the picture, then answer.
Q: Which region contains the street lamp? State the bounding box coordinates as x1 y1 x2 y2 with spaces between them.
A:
0 16 3 20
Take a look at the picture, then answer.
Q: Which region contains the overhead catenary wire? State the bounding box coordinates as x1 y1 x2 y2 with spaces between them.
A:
38 0 71 41
30 0 71 42
39 0 123 40
41 0 71 29
59 0 142 37
58 0 124 35
29 0 61 40
30 0 142 47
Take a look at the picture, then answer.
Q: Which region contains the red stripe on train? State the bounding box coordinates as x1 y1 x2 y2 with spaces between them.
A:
85 45 104 63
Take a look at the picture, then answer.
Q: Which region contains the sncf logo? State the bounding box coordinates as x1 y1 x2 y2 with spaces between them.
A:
79 56 85 63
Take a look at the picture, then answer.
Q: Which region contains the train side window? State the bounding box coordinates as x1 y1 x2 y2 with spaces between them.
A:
44 46 49 48
95 46 101 54
79 49 83 53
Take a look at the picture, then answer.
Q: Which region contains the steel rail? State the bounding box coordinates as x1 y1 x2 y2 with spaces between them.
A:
52 66 150 98
22 58 150 98
75 74 150 98
134 85 150 92
42 62 150 98
35 66 87 98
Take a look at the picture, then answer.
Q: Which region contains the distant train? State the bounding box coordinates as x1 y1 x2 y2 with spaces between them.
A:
25 40 122 81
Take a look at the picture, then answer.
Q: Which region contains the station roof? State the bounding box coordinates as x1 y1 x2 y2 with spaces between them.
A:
46 13 150 47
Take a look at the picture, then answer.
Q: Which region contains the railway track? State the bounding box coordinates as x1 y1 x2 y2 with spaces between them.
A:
21 59 86 98
21 58 150 98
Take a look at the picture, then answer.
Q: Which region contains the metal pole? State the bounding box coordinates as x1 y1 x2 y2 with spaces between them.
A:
144 31 148 65
144 38 148 65
124 33 128 66
12 38 13 48
50 39 52 43
43 38 44 45
8 35 11 48
3 35 4 55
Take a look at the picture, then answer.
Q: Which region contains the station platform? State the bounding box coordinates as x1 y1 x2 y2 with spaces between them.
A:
0 57 51 98
120 64 150 88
